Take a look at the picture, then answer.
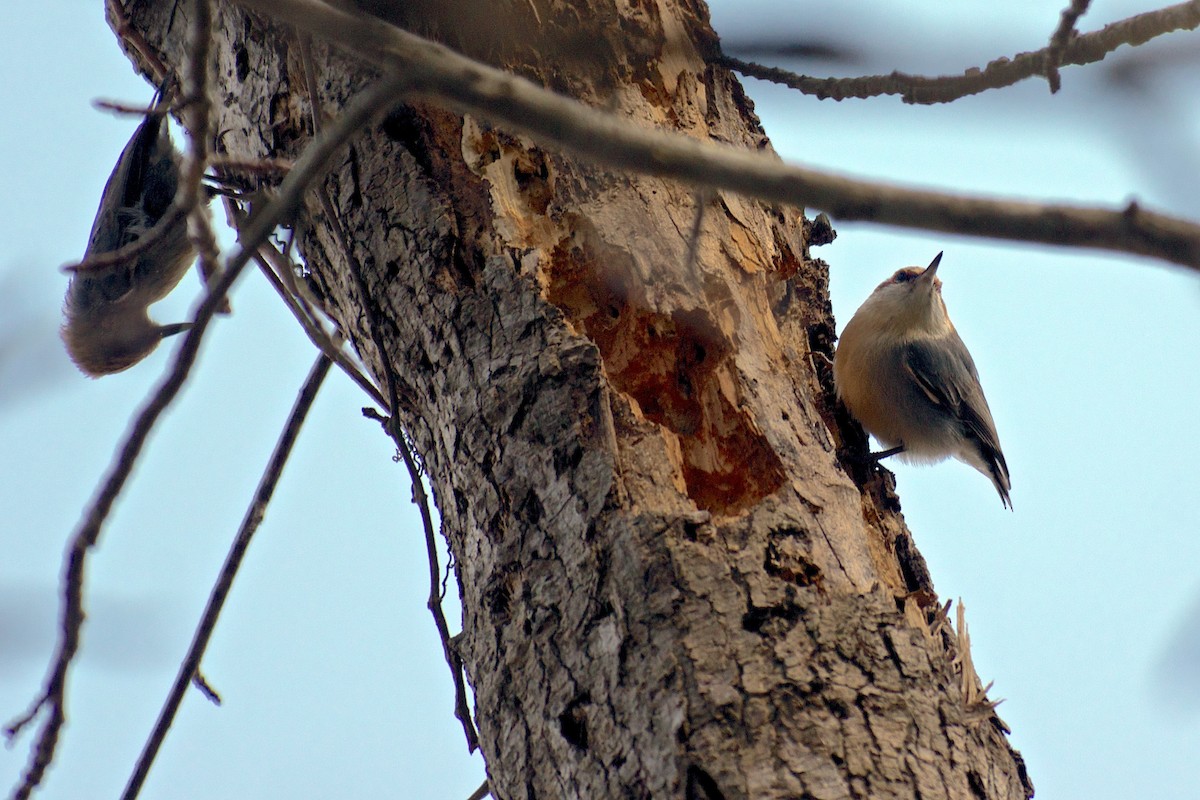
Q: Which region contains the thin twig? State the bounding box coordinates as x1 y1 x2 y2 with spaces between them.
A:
318 178 480 751
233 0 1200 271
65 206 187 273
466 779 491 800
314 188 417 415
254 244 388 408
363 405 479 753
5 70 414 800
221 190 379 402
720 0 1199 104
254 236 319 326
210 155 295 175
297 33 324 134
121 354 331 800
403 422 480 752
93 98 169 117
191 672 223 706
1046 0 1093 92
278 36 390 409
270 37 388 407
441 550 454 602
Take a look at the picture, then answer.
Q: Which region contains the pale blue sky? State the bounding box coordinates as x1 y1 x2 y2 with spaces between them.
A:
2 2 1199 798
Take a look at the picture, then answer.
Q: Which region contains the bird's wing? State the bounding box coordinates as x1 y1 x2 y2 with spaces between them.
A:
902 335 1009 483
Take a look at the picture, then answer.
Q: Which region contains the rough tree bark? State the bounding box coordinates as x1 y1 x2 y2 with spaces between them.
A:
121 1 1034 797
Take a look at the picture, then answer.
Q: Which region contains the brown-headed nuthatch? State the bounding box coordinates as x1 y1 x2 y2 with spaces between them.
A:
833 252 1012 508
62 104 194 376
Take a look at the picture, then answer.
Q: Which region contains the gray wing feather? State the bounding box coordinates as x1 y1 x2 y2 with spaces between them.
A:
903 335 1011 502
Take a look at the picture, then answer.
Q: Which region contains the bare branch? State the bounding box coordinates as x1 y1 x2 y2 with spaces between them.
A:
234 0 1200 271
265 34 389 409
466 779 491 800
720 0 1200 104
5 70 414 800
122 354 331 800
1046 0 1093 93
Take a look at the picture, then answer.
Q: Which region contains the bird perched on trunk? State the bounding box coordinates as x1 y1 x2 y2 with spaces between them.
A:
833 252 1012 509
62 98 194 376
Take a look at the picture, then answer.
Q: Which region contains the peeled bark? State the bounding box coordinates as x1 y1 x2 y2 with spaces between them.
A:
121 1 1033 797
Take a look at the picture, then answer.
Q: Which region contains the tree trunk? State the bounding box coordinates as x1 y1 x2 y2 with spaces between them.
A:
121 1 1033 797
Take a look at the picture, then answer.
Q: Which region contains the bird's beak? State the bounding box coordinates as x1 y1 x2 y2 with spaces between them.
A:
158 322 192 339
918 251 943 284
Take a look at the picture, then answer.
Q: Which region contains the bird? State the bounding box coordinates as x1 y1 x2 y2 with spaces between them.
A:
61 100 194 376
832 252 1011 509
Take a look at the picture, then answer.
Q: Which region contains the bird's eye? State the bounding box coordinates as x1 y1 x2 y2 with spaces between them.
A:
892 270 914 283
